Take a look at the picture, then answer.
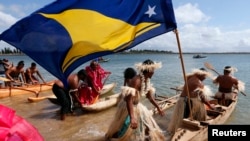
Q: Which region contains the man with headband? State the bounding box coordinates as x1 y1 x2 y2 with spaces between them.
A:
105 59 165 141
213 66 245 106
168 68 215 134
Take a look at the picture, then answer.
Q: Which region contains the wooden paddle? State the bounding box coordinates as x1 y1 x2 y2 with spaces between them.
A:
102 73 111 86
170 87 183 91
204 62 246 96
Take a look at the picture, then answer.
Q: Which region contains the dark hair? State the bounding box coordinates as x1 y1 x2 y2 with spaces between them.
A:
224 66 231 73
124 67 136 79
199 68 207 72
18 61 24 66
142 59 154 73
31 62 36 67
78 69 87 76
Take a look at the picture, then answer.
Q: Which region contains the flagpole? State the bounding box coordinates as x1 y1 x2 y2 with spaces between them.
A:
173 29 193 120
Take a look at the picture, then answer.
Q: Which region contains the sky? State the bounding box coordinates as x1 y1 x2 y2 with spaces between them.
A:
0 0 250 53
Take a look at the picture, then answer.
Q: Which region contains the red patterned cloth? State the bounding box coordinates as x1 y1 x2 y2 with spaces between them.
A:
0 104 43 141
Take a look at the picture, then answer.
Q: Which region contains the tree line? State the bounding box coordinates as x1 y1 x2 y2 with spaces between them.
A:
0 47 24 55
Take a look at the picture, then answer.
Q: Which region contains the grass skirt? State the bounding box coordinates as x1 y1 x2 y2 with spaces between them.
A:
168 97 207 133
105 100 165 141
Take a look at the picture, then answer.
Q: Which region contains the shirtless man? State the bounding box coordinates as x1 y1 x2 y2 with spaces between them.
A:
5 60 26 86
213 66 240 105
52 69 88 120
25 62 46 84
168 68 214 134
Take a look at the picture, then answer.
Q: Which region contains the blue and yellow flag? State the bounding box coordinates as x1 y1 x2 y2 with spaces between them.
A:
0 0 177 85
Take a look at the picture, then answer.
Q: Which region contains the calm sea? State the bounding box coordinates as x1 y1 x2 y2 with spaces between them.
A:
1 53 249 140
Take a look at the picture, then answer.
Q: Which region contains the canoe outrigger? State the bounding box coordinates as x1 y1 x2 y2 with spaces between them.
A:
0 79 55 99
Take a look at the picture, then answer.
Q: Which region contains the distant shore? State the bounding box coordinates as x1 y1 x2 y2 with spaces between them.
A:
1 51 250 57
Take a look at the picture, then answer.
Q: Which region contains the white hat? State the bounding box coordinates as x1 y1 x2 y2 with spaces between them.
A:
186 68 212 78
135 59 162 72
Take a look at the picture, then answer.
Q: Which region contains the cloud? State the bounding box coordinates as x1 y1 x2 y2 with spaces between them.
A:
175 3 210 24
0 11 17 30
137 3 250 53
0 2 250 53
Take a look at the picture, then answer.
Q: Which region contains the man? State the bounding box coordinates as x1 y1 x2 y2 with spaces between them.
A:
168 68 214 134
25 62 46 84
84 60 111 100
106 59 165 140
52 69 88 120
0 58 13 73
5 60 26 86
213 66 244 106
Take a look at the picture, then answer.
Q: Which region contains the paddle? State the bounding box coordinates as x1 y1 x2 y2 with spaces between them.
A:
170 87 183 91
102 73 111 86
204 62 246 96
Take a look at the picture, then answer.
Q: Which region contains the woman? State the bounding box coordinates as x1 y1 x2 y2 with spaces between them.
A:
105 59 165 141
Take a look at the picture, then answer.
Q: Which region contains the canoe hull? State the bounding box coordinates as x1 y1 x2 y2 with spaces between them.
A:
27 82 116 103
27 95 56 102
170 96 238 141
81 93 121 112
0 80 55 99
47 83 116 105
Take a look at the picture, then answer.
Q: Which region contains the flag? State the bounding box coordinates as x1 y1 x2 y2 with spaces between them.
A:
0 0 177 85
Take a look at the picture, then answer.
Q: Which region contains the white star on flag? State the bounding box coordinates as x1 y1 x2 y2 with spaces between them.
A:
145 5 156 18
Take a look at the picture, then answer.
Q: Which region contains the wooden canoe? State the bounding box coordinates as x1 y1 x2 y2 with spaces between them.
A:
81 93 121 112
99 82 117 97
0 80 55 99
151 94 180 115
170 95 238 141
46 83 116 104
27 95 56 102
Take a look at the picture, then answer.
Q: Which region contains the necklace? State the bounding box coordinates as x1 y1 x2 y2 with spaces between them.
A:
140 73 151 96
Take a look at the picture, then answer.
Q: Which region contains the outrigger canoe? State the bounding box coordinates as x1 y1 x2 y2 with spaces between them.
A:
28 82 117 103
170 95 238 141
0 80 55 99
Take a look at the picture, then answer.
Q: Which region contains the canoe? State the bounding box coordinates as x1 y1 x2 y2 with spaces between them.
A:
98 58 110 63
99 82 117 97
81 93 121 112
46 82 116 104
27 95 56 102
151 94 180 115
170 95 238 141
0 80 55 99
27 82 116 103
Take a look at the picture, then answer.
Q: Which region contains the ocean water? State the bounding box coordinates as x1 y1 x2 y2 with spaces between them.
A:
0 53 249 140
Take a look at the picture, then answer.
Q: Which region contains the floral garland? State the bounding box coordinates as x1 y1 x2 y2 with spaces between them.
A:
140 73 151 96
